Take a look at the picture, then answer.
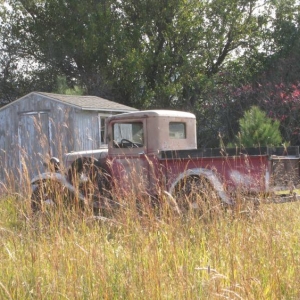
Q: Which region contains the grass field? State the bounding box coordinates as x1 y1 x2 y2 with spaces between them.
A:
1 193 300 299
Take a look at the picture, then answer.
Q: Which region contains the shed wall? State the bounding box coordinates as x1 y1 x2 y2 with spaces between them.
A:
0 93 113 188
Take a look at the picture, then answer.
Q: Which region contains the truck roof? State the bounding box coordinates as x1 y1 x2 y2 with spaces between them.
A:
108 110 196 120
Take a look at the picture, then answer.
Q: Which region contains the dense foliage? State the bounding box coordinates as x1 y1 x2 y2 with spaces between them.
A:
1 0 300 146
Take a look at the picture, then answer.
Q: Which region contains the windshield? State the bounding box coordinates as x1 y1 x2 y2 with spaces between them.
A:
113 122 144 148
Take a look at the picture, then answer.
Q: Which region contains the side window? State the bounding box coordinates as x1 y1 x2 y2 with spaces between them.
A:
169 122 186 139
100 117 107 144
98 114 111 146
113 122 144 148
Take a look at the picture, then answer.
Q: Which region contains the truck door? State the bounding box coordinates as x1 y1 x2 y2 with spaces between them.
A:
109 119 150 196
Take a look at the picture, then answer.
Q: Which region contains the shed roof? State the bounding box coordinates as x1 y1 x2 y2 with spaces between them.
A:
0 92 138 113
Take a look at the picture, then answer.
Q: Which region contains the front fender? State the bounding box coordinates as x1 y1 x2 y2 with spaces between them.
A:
168 168 233 205
30 172 85 201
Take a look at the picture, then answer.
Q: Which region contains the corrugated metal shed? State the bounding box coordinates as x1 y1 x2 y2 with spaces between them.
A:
0 92 137 187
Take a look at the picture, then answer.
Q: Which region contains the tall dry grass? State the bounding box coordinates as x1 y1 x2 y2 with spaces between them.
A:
1 123 300 298
1 190 300 300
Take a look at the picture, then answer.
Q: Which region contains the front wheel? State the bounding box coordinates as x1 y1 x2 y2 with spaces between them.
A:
31 180 74 212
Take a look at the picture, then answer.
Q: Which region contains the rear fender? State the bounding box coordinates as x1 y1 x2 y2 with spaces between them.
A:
169 168 233 205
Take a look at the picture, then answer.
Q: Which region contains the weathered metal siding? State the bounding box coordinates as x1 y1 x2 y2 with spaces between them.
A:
0 101 19 185
18 112 51 181
73 111 100 151
0 92 124 188
0 93 79 186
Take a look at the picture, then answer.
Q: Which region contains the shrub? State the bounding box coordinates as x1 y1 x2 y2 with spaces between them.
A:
233 106 283 147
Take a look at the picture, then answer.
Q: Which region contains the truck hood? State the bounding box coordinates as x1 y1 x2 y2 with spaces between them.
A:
63 147 108 168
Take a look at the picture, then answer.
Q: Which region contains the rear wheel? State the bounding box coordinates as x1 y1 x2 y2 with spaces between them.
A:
173 176 222 218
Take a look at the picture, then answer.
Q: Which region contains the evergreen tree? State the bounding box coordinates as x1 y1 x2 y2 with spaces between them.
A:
235 106 282 147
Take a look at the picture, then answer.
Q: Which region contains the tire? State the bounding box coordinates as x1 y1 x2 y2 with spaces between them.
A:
173 176 222 217
69 158 115 216
31 179 71 212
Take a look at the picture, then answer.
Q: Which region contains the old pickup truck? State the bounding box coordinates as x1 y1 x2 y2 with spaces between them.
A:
31 110 300 214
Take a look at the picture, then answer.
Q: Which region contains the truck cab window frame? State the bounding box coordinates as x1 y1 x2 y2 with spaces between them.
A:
113 121 144 148
169 122 186 139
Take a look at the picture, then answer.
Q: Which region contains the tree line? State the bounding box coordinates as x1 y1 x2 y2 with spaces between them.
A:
1 0 300 147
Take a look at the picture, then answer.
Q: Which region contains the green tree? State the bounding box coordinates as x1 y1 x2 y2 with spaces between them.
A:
55 76 83 95
0 2 67 106
118 0 270 109
3 0 272 107
234 106 282 147
2 0 299 148
2 0 120 100
226 0 300 146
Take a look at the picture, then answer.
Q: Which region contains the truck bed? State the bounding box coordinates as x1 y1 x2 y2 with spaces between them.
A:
160 146 299 159
160 146 300 193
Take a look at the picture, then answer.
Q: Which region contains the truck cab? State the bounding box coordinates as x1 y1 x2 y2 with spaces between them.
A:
105 110 197 195
106 110 197 153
